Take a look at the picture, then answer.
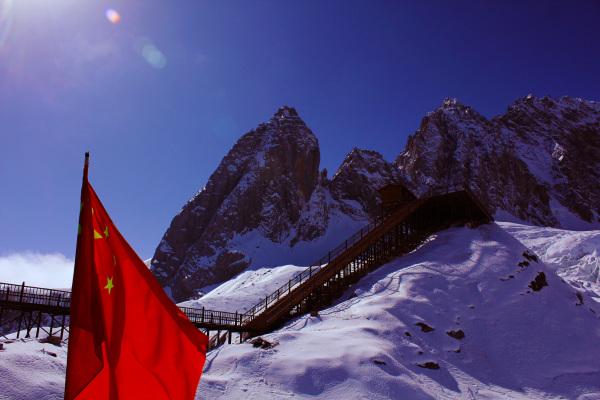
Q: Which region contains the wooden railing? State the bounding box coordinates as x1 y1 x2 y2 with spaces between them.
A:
239 213 388 325
1 188 492 341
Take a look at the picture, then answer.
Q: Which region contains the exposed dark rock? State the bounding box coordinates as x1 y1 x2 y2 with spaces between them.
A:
529 272 549 292
330 148 402 217
417 362 440 370
405 331 412 337
446 330 465 340
523 251 539 263
41 349 57 357
250 337 276 349
372 359 386 365
576 292 584 306
39 335 62 346
415 322 434 332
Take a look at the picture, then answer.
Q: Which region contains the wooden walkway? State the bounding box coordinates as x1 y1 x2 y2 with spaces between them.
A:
0 189 491 347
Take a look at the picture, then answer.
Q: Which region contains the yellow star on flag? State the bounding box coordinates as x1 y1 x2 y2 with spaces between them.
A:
104 277 114 294
104 226 109 238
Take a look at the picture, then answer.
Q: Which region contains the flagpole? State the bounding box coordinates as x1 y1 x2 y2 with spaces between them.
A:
83 152 90 182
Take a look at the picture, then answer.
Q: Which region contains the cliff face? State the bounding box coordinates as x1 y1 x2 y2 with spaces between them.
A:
153 96 600 301
397 96 600 228
151 107 398 301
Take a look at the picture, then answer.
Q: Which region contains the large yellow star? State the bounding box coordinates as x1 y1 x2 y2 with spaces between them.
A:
104 277 114 295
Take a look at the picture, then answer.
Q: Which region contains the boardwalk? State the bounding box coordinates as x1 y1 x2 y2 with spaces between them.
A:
1 188 492 348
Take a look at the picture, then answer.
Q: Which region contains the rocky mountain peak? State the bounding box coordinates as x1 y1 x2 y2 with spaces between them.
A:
429 98 488 126
151 106 324 300
152 96 600 302
272 105 300 120
399 94 600 227
331 148 401 217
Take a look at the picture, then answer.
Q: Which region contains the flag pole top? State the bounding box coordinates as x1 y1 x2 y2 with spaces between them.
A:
83 152 90 181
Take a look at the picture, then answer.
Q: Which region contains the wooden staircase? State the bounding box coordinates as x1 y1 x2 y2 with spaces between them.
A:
1 189 491 347
240 189 491 335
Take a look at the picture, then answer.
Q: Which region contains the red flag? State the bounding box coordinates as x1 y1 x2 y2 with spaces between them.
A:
65 153 208 399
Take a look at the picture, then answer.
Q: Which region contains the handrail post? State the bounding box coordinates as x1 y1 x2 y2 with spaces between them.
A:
19 282 25 303
309 266 312 277
201 307 205 323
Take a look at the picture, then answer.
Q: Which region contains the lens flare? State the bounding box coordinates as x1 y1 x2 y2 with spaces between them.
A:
135 37 167 69
105 9 121 24
142 43 167 69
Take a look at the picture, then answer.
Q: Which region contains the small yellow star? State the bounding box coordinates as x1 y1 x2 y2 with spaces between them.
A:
103 226 109 238
104 277 114 295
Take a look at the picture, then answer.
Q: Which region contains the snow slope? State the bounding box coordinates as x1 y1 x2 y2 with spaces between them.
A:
2 223 600 399
500 221 600 302
179 265 305 313
198 224 600 399
0 337 67 400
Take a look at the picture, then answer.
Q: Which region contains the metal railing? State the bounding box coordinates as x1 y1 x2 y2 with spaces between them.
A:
0 282 71 310
0 282 244 328
179 306 241 327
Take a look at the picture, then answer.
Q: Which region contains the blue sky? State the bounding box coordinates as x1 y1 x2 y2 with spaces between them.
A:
1 0 599 279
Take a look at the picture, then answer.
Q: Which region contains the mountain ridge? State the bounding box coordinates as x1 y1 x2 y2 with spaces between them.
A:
152 96 600 301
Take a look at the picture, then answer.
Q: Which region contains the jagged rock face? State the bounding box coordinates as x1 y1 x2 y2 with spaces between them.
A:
151 108 397 301
330 148 402 217
152 107 321 300
154 96 600 301
397 96 600 227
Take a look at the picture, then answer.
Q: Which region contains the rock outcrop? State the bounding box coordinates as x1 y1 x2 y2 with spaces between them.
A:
151 107 398 301
397 96 600 228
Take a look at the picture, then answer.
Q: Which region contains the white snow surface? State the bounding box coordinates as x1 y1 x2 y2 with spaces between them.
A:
0 337 67 400
500 221 600 302
198 224 600 399
179 265 305 313
2 223 600 399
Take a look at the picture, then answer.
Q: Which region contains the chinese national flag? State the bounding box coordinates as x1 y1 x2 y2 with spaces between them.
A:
65 154 208 399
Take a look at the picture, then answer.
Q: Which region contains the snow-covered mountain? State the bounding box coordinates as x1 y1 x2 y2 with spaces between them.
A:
151 107 400 302
397 95 600 229
152 96 600 302
4 223 600 399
